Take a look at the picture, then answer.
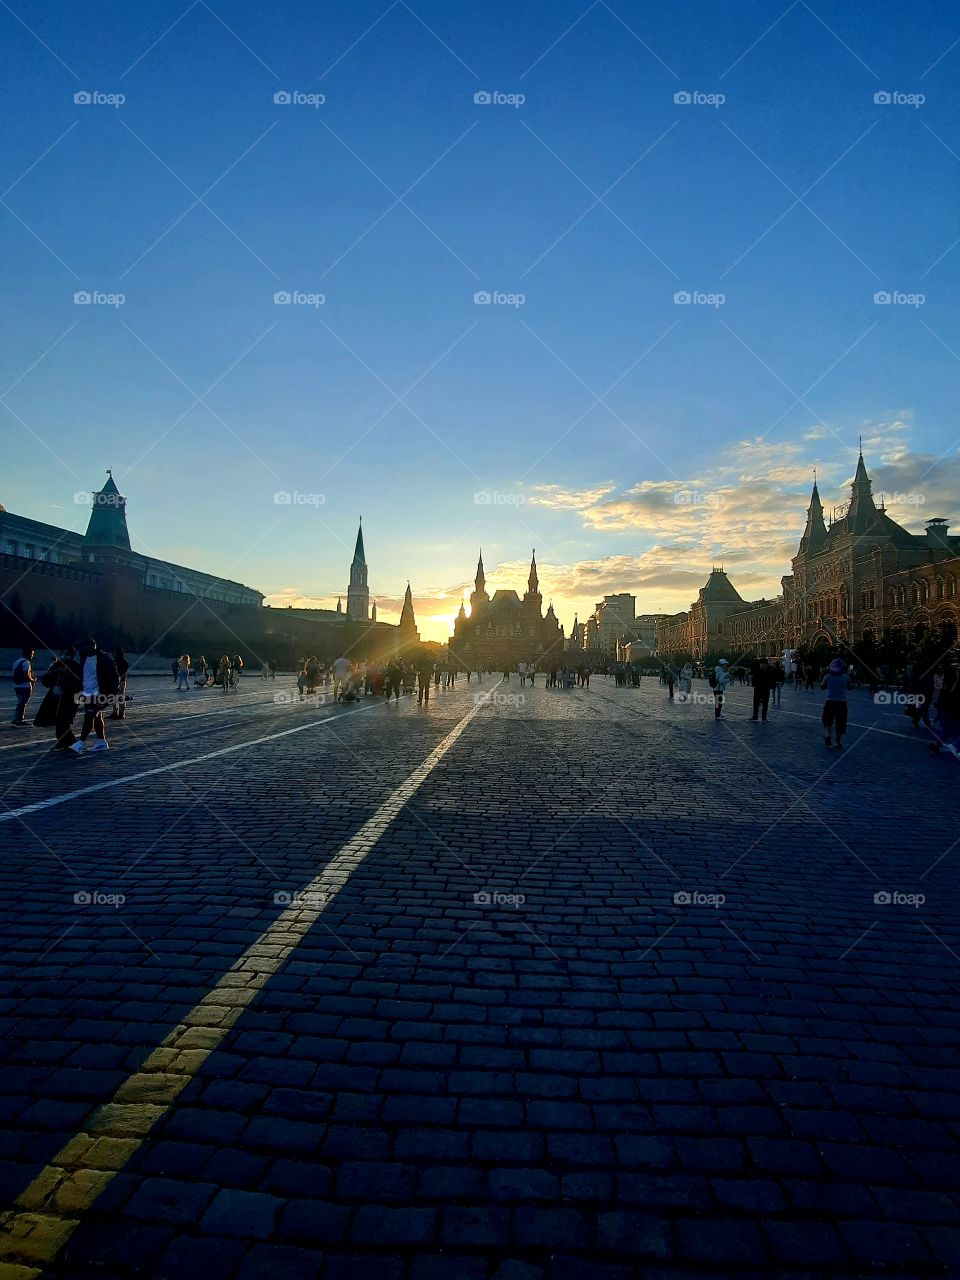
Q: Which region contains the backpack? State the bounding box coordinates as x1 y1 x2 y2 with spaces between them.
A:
708 671 718 689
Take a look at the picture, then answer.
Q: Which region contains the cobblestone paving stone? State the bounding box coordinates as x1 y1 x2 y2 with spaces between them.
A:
1 675 959 1277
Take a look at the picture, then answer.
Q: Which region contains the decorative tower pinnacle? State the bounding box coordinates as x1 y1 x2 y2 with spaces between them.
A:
470 548 489 613
346 518 370 621
799 474 827 554
528 548 538 594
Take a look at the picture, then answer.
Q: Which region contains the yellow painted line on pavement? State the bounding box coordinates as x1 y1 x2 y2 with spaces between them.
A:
0 684 499 1275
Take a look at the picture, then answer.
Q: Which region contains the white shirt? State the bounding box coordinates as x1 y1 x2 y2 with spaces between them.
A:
82 655 99 698
332 657 353 680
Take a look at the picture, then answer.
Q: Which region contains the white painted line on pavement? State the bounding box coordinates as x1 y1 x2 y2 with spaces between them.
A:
0 701 381 824
0 681 498 1274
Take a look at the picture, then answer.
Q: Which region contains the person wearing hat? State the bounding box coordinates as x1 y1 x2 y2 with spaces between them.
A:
710 657 732 719
821 657 852 749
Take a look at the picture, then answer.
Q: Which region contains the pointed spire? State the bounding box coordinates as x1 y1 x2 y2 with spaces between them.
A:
528 548 539 594
398 580 418 641
799 472 827 553
84 470 131 550
371 599 377 622
336 596 342 613
847 447 877 533
475 549 485 592
457 596 467 622
353 518 365 565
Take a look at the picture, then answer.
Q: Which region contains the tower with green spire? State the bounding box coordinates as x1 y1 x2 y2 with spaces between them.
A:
84 470 131 551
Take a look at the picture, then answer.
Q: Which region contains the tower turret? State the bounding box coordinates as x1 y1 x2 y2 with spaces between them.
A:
346 518 370 621
799 474 828 554
398 581 419 644
84 470 131 551
470 548 489 613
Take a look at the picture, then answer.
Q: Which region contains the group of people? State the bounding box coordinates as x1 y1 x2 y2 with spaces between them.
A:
10 641 128 753
172 654 248 691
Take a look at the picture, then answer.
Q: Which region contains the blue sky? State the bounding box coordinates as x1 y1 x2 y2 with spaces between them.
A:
3 0 959 639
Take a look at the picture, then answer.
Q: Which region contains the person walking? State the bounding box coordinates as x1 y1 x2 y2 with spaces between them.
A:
386 656 403 702
110 646 129 719
416 652 433 707
35 646 82 750
10 646 36 726
710 658 732 719
177 655 191 691
750 657 775 722
217 655 232 692
171 657 179 686
771 661 784 707
69 638 119 754
821 657 852 749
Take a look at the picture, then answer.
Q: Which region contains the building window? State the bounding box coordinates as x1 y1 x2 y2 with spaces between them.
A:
6 541 17 555
24 545 33 559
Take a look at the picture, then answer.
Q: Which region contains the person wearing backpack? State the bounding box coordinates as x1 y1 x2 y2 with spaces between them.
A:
10 647 36 726
710 658 731 719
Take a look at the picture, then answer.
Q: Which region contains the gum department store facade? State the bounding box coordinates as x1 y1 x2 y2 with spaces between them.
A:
655 451 960 661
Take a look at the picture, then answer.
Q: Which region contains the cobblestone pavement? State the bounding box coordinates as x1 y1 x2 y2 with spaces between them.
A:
1 674 958 1278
